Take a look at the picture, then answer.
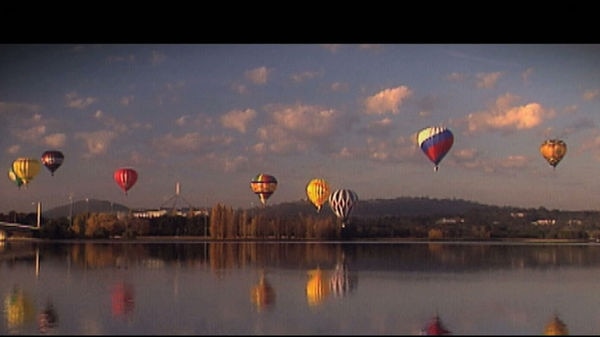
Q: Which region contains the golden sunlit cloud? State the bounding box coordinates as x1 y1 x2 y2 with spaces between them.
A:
364 86 412 115
465 93 552 133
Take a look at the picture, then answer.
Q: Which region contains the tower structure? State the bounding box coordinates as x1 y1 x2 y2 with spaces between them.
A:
160 182 194 216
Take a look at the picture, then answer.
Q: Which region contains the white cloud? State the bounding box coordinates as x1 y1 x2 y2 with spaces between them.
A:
245 66 269 85
221 108 256 133
75 130 117 157
475 72 503 89
364 86 412 115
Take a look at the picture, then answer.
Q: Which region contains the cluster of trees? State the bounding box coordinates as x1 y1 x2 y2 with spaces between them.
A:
2 201 600 241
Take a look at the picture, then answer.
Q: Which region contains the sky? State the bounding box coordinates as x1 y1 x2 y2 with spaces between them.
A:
2 44 600 213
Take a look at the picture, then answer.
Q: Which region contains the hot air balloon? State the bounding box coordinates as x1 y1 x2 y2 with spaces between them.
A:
8 167 23 189
114 168 138 195
11 157 41 187
250 173 278 206
306 178 331 213
540 139 567 169
328 189 358 228
417 126 454 171
41 150 64 176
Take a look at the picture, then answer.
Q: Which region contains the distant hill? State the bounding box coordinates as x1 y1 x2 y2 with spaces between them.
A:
256 196 502 218
41 196 518 220
43 199 130 219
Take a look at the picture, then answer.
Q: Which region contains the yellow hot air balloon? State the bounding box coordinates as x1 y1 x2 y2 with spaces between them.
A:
540 139 567 169
11 157 41 187
306 178 331 213
306 268 330 306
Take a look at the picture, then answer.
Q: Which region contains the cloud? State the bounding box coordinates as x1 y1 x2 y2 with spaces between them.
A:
221 108 257 133
65 92 97 109
522 67 534 83
290 71 321 83
475 72 503 89
75 130 117 157
43 133 66 148
7 145 20 154
364 86 412 115
120 95 134 106
331 82 349 92
582 89 600 101
465 93 551 133
245 66 269 85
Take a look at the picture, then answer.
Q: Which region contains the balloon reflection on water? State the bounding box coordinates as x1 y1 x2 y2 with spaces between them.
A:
306 268 331 306
111 282 135 318
544 314 568 335
250 271 276 312
3 286 35 331
38 300 58 333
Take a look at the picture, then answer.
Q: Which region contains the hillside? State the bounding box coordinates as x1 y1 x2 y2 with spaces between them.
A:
42 199 130 219
42 196 496 220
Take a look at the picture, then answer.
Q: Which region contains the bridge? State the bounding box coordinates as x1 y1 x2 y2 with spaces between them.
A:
0 221 39 240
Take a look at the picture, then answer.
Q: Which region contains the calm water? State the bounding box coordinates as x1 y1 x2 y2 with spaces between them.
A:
2 239 600 335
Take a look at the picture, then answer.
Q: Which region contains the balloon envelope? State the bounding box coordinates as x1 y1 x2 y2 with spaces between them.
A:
328 189 358 228
250 173 278 206
11 157 41 186
41 150 64 176
8 167 23 189
417 126 454 171
540 139 567 168
306 178 331 212
114 168 138 195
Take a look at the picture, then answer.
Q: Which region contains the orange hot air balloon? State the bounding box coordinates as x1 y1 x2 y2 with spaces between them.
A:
540 139 567 169
306 178 331 213
250 173 278 206
11 157 41 187
114 168 138 195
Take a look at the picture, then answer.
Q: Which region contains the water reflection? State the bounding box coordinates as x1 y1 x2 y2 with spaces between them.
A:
1 240 600 334
3 286 34 333
544 313 568 335
421 314 451 335
110 282 135 319
37 300 58 333
250 270 275 312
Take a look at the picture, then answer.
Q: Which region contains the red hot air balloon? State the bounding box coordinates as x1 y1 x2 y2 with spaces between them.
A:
41 150 64 176
114 168 138 195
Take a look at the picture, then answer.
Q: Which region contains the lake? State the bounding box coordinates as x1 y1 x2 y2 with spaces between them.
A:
1 239 599 335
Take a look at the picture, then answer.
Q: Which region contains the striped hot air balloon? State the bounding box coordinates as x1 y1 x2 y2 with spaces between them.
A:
417 126 454 172
11 157 41 187
306 178 331 213
250 173 278 206
328 189 358 228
